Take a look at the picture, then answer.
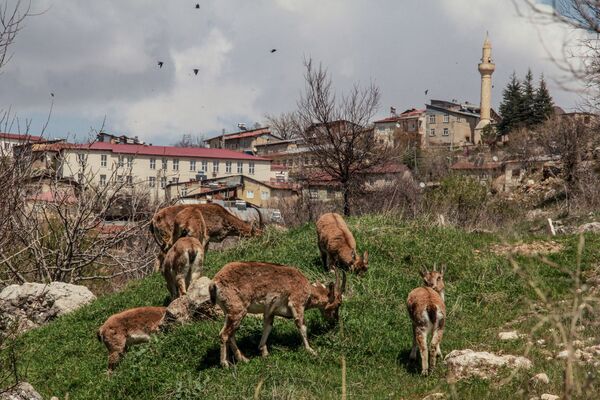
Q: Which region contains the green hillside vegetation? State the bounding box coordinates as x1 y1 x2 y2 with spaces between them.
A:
6 215 600 399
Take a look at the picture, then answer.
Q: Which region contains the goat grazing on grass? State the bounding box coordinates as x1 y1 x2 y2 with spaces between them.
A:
209 261 346 368
316 212 368 274
97 306 166 373
162 236 205 299
406 265 446 376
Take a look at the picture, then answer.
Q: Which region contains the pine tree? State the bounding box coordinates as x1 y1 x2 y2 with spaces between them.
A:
533 74 554 124
521 69 536 127
498 72 524 135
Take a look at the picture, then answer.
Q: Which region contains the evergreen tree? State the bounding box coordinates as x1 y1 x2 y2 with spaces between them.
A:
533 74 554 124
498 72 524 135
521 69 536 127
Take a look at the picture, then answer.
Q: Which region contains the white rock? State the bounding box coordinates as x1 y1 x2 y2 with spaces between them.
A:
444 349 532 382
498 331 521 341
162 276 221 326
530 373 549 385
536 339 546 346
0 382 43 400
577 222 600 233
540 394 559 400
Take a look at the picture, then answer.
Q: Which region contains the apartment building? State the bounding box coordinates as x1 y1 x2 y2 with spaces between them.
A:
0 132 44 156
204 127 281 154
373 108 426 148
32 141 271 203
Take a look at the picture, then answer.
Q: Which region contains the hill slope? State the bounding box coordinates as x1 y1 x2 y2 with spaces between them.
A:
7 215 600 399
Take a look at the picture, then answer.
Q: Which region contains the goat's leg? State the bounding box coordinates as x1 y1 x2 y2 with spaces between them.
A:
289 303 316 356
176 274 187 297
416 327 428 376
219 315 238 368
409 324 418 361
430 326 444 372
106 339 125 375
229 335 249 363
258 312 275 357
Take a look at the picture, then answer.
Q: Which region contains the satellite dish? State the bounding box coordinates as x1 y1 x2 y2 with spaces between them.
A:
395 123 401 128
492 156 498 162
419 182 426 188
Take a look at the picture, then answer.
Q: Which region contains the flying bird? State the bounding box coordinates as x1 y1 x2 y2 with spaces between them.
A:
424 89 429 95
195 3 200 8
158 61 164 68
50 93 54 97
270 49 277 53
193 68 199 75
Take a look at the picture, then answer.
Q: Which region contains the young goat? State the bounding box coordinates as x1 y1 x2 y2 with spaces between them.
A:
406 265 446 376
162 236 204 299
209 261 346 368
97 306 166 373
316 212 368 274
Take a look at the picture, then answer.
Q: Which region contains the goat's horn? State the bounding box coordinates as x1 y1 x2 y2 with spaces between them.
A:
340 270 347 294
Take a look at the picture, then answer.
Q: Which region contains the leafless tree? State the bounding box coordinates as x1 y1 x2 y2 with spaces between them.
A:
264 111 302 140
173 133 207 148
295 59 395 216
0 0 31 71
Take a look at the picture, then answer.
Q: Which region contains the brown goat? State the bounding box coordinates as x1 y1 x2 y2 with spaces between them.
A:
150 203 261 253
97 306 166 373
406 265 446 376
209 261 346 367
316 212 368 273
162 236 205 299
170 207 209 250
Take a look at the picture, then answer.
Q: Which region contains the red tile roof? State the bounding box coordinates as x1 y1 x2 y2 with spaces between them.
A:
66 142 268 161
222 128 274 140
374 109 425 123
0 132 44 142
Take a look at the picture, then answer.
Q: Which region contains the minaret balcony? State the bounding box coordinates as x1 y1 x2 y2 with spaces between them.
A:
478 63 495 74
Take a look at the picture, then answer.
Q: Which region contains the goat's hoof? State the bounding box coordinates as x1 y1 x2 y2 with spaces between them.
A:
307 348 318 356
421 370 429 377
260 348 269 357
220 360 230 368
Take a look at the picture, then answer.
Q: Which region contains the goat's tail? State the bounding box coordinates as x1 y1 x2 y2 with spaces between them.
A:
187 247 198 265
209 282 217 306
96 329 104 343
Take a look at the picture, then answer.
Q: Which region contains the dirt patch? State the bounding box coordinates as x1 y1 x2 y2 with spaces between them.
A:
488 241 564 256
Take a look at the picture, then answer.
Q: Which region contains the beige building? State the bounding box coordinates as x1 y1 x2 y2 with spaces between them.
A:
205 127 281 153
373 108 426 148
1 132 43 156
30 141 272 203
425 100 481 148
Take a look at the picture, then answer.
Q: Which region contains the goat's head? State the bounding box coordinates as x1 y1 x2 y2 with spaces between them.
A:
350 250 368 274
419 264 445 294
174 211 204 242
313 269 346 322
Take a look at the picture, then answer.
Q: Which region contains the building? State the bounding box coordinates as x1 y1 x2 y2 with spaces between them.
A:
28 141 272 203
0 132 44 156
425 100 482 147
166 174 300 207
373 108 426 148
96 132 145 145
204 127 281 154
255 138 315 170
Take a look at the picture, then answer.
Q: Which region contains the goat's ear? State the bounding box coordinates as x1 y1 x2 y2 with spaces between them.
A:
419 268 427 278
441 264 446 276
328 282 336 301
363 250 368 265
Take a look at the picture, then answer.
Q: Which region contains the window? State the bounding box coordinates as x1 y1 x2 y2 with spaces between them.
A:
327 188 336 199
172 177 179 184
428 114 436 124
148 176 156 187
246 190 254 199
172 159 179 171
118 156 124 168
150 158 156 169
429 128 435 136
225 161 232 174
249 162 255 175
77 153 86 165
162 158 167 170
160 177 166 188
443 128 449 136
117 175 124 183
99 175 106 186
78 173 84 183
181 187 188 197
101 154 107 167
213 161 219 173
190 160 196 171
3 142 9 150
309 188 319 199
127 157 133 168
261 191 269 200
237 161 243 174
126 175 133 185
443 114 449 123
201 161 207 172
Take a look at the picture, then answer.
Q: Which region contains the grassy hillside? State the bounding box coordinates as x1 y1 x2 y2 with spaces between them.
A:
7 215 600 399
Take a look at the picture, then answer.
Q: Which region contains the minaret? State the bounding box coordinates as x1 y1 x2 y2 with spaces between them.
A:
477 33 495 128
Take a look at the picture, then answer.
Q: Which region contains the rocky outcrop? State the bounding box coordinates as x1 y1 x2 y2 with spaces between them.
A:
577 222 600 234
444 349 532 382
161 276 222 327
0 282 96 336
0 382 43 400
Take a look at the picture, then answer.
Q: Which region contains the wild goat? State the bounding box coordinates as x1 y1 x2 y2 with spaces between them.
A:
209 261 346 368
162 236 205 299
316 212 368 274
150 203 261 253
170 207 209 250
406 265 446 376
97 306 166 373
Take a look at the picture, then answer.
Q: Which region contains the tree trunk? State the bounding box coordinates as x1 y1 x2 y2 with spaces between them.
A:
342 183 350 216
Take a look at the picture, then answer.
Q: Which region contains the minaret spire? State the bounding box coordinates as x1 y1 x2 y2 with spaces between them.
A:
477 32 495 136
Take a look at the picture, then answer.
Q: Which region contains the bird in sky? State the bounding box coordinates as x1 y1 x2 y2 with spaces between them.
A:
193 69 199 75
195 3 200 9
270 49 277 53
50 93 54 97
424 89 429 95
158 61 164 68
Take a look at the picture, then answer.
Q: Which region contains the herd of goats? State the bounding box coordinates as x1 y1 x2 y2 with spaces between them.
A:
96 203 446 376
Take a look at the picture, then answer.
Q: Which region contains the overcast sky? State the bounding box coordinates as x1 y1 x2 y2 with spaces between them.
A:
0 0 587 144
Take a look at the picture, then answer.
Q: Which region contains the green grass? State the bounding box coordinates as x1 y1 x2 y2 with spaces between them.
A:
5 214 600 399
